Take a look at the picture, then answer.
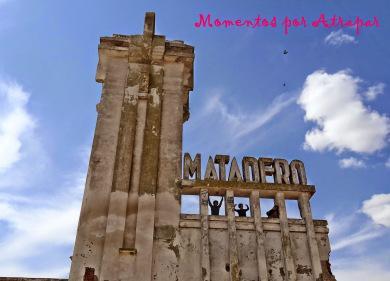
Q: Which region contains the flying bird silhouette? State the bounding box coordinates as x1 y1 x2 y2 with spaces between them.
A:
283 49 288 55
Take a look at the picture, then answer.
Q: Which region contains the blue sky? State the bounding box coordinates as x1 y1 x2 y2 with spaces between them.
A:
0 0 389 279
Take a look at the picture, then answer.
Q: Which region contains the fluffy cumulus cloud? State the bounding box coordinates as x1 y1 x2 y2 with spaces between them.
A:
324 30 357 46
361 194 390 227
338 157 366 168
298 70 390 154
0 80 35 173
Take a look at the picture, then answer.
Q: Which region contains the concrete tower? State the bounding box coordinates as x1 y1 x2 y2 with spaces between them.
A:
69 12 336 281
69 12 194 281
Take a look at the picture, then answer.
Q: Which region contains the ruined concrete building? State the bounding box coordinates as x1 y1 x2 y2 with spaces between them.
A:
0 12 337 281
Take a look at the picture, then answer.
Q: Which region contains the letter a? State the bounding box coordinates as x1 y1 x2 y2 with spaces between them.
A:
204 156 218 180
228 157 243 181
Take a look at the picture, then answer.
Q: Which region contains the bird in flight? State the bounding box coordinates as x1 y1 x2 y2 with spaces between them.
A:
283 49 288 55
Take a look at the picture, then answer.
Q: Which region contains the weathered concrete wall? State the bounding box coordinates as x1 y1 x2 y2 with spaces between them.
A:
69 12 195 281
0 279 67 281
179 215 334 281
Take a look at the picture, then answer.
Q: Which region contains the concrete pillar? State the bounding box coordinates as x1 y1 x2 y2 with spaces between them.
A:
133 85 162 280
69 57 128 281
226 190 240 281
118 95 148 280
122 95 148 248
250 191 268 281
200 189 211 281
298 193 323 280
99 65 139 281
275 192 297 281
152 61 187 280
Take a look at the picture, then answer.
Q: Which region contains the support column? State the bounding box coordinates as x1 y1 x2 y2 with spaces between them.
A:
152 62 186 280
200 189 211 281
133 85 162 280
152 35 194 279
69 58 128 281
119 94 147 280
226 190 240 281
298 193 323 280
275 192 297 281
99 71 139 281
250 191 268 281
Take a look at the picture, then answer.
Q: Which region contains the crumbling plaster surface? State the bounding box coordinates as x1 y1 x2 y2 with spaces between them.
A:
178 217 331 281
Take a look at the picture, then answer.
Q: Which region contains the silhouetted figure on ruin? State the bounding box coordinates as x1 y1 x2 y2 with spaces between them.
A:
208 197 223 215
266 204 280 218
234 203 249 217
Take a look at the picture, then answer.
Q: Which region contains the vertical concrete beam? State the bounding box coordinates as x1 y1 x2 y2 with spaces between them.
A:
133 85 162 280
69 58 128 281
123 97 148 248
119 95 148 280
99 78 139 281
250 191 268 281
153 61 186 280
298 193 323 280
226 190 240 281
275 192 297 281
200 189 211 281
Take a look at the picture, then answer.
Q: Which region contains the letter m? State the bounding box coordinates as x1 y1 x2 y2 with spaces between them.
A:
183 153 201 180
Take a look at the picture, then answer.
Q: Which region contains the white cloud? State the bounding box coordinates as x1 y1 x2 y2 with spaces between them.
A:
364 83 385 101
0 163 85 277
331 224 384 251
339 157 366 168
324 30 357 46
327 203 390 281
327 212 385 251
186 89 296 153
0 78 49 189
298 70 390 154
203 91 296 139
233 93 297 138
334 256 390 281
361 193 390 227
0 80 35 173
326 193 390 254
0 75 89 277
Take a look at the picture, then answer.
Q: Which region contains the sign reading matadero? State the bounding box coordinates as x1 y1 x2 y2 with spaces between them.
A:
183 153 307 185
